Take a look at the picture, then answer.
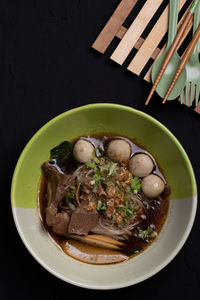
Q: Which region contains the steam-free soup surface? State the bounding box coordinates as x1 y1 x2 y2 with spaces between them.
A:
39 134 169 264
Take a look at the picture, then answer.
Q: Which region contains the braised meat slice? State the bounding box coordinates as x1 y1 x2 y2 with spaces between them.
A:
42 162 75 235
68 204 99 235
46 203 70 235
42 162 75 205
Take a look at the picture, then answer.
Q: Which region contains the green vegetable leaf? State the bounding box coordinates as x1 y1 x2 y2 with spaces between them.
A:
138 226 154 240
50 141 72 165
130 176 142 194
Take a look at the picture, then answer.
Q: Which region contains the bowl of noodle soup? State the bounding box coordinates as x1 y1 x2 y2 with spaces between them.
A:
11 103 197 289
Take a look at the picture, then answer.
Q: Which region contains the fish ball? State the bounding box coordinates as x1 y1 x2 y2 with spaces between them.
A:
129 153 154 178
107 139 131 162
142 174 165 198
73 140 94 163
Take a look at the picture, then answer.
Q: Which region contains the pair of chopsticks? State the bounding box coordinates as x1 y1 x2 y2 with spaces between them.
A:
145 0 200 105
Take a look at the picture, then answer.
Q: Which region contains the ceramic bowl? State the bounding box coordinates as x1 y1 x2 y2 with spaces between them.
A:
11 103 197 289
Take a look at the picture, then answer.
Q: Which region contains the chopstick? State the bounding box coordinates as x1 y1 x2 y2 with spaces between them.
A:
145 0 200 105
162 24 200 104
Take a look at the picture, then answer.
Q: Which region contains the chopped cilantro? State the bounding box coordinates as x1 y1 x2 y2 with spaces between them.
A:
124 200 134 217
125 185 131 193
85 160 107 186
110 214 116 222
65 192 75 203
138 226 154 240
96 200 107 211
93 173 105 185
69 185 76 191
118 188 122 196
92 149 100 164
108 162 118 176
115 200 134 223
107 181 114 186
116 180 121 188
99 162 118 176
130 176 142 194
85 161 98 171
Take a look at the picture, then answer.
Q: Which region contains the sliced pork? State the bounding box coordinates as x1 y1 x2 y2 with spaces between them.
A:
68 204 99 235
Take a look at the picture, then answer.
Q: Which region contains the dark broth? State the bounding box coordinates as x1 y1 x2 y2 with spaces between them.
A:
39 133 169 263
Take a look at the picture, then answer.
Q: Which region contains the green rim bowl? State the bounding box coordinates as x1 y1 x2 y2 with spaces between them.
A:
11 103 197 289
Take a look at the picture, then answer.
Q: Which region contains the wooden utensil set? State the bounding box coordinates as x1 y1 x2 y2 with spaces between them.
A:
92 0 200 114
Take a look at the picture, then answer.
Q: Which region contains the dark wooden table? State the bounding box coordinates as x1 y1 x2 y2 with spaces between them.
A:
1 0 200 298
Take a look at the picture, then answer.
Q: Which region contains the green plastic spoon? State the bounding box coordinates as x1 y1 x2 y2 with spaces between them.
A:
151 0 186 101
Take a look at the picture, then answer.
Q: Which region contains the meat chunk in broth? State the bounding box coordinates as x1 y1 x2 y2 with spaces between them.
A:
42 162 75 235
68 204 99 235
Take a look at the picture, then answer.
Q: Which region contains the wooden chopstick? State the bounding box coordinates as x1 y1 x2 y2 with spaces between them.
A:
145 0 199 105
162 24 200 104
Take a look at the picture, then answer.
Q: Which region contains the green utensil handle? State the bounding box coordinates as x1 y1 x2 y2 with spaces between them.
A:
167 0 180 48
145 0 200 105
192 2 200 56
163 24 200 104
190 0 200 13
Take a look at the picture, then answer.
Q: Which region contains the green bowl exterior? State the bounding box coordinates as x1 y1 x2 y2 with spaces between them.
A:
11 103 197 209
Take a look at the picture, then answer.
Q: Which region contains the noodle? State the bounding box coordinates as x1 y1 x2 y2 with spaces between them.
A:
91 192 146 240
68 157 150 240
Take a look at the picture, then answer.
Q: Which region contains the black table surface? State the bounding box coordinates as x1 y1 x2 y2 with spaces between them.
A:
1 0 200 298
